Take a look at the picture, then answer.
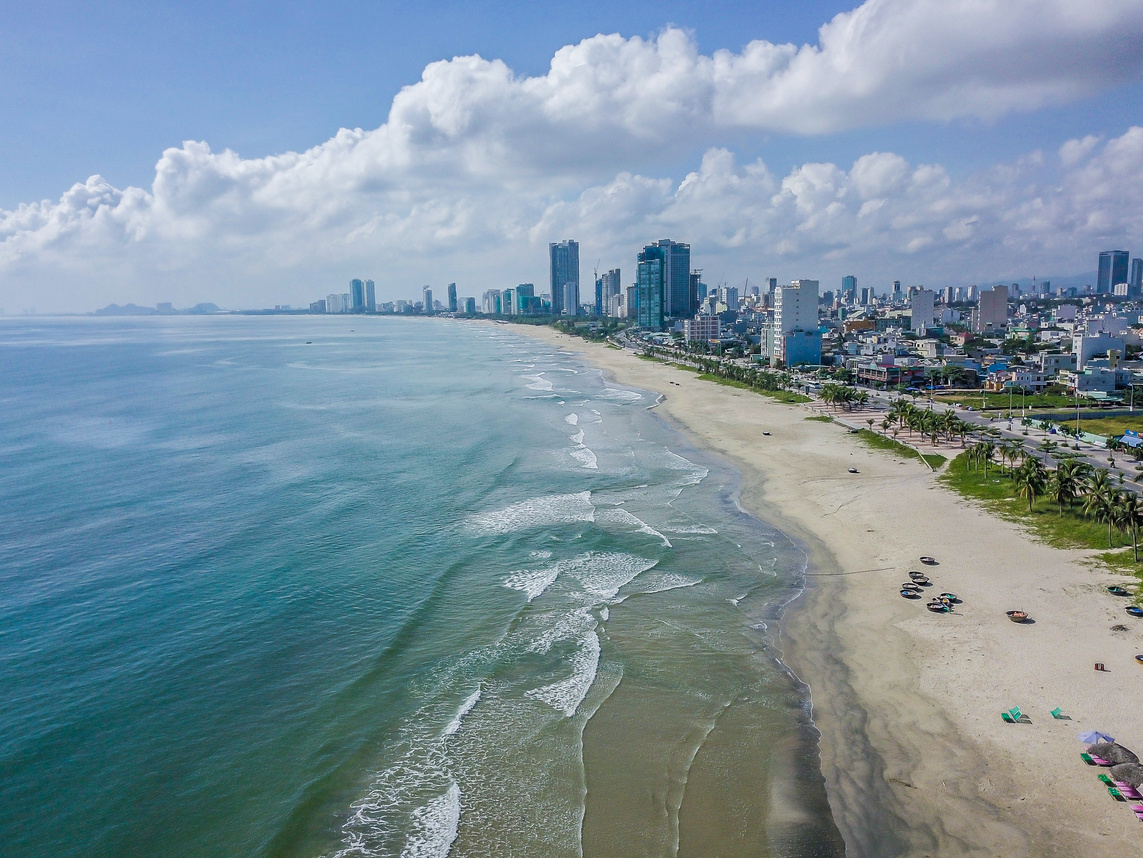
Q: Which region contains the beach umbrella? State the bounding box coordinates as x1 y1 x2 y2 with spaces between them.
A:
1078 730 1115 744
1110 763 1143 788
1088 742 1140 765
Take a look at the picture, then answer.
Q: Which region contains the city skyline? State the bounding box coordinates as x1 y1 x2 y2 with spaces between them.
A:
4 1 1141 313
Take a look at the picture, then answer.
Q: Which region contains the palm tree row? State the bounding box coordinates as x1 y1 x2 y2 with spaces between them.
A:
818 383 870 411
965 442 1143 560
889 399 973 448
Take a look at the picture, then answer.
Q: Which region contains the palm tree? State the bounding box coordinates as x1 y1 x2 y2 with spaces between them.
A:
1112 491 1143 562
1083 469 1116 548
1049 460 1085 515
1013 458 1047 512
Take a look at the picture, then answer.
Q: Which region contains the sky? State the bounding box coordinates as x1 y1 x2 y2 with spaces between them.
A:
2 0 1143 312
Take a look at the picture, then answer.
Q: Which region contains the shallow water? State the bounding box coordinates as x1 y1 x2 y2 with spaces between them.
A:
0 315 842 857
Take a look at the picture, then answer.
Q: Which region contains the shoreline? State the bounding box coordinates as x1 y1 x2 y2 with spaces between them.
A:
506 323 1143 857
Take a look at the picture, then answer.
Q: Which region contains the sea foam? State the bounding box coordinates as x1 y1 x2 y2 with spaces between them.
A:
596 508 672 547
525 631 601 717
503 566 560 601
443 689 481 736
402 783 461 858
464 491 594 535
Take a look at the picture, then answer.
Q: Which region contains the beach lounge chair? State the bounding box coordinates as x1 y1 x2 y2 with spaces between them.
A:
1099 774 1115 785
1082 753 1113 765
1109 787 1127 801
1050 707 1066 719
1001 707 1024 723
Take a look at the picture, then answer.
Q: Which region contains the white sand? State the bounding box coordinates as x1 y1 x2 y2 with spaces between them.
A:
514 325 1143 856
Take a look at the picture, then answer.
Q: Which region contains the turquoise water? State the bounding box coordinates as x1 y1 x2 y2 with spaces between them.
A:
0 316 842 857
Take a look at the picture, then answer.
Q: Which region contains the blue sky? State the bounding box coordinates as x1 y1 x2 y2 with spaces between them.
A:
2 0 1143 311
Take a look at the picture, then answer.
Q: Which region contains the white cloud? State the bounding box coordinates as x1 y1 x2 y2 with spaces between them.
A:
1 0 1142 309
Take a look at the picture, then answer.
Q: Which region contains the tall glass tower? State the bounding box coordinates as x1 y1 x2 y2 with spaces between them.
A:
637 244 666 329
549 240 580 316
651 239 692 318
1098 251 1129 293
350 279 365 313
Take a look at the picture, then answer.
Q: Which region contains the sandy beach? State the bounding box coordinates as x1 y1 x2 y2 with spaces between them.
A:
513 324 1143 857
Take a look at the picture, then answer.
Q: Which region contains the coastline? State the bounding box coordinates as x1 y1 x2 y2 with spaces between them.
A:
506 323 1143 857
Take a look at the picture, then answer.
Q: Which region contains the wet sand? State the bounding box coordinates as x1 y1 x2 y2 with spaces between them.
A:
515 325 1143 857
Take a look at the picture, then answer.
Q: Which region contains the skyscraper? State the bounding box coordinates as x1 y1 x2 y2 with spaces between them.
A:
350 279 365 313
549 240 579 315
636 244 666 329
423 286 434 314
365 279 376 313
841 275 857 302
1132 258 1143 297
1098 251 1130 293
447 283 458 313
651 239 692 317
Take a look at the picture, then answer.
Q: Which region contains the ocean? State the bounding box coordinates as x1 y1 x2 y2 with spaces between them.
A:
0 315 843 857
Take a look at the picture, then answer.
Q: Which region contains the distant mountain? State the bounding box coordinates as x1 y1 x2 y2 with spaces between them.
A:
93 303 157 316
92 302 224 316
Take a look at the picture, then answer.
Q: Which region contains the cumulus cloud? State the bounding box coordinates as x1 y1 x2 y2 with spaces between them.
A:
1 0 1142 309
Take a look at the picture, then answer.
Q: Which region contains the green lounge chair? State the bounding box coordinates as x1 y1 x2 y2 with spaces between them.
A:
1001 707 1022 723
1110 787 1126 801
1099 774 1115 785
1050 707 1065 719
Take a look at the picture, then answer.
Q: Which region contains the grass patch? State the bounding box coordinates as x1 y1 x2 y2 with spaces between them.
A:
696 374 811 403
854 429 938 467
605 343 622 350
940 452 1141 556
1062 415 1143 438
933 392 1091 411
923 453 948 469
805 415 833 422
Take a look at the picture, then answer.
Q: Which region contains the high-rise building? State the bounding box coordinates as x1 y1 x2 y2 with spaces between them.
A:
976 285 1008 332
772 280 821 367
516 283 537 315
1098 251 1130 294
309 299 326 314
841 275 857 302
911 290 935 333
649 239 692 317
423 286 434 314
447 283 458 313
549 240 580 315
482 289 501 314
597 269 622 316
365 279 376 313
463 297 476 314
594 275 604 316
1131 259 1143 297
717 285 738 312
351 279 366 313
636 244 666 329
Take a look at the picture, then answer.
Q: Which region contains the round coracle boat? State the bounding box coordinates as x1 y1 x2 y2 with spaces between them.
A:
920 556 938 565
1006 610 1029 623
1109 586 1131 597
